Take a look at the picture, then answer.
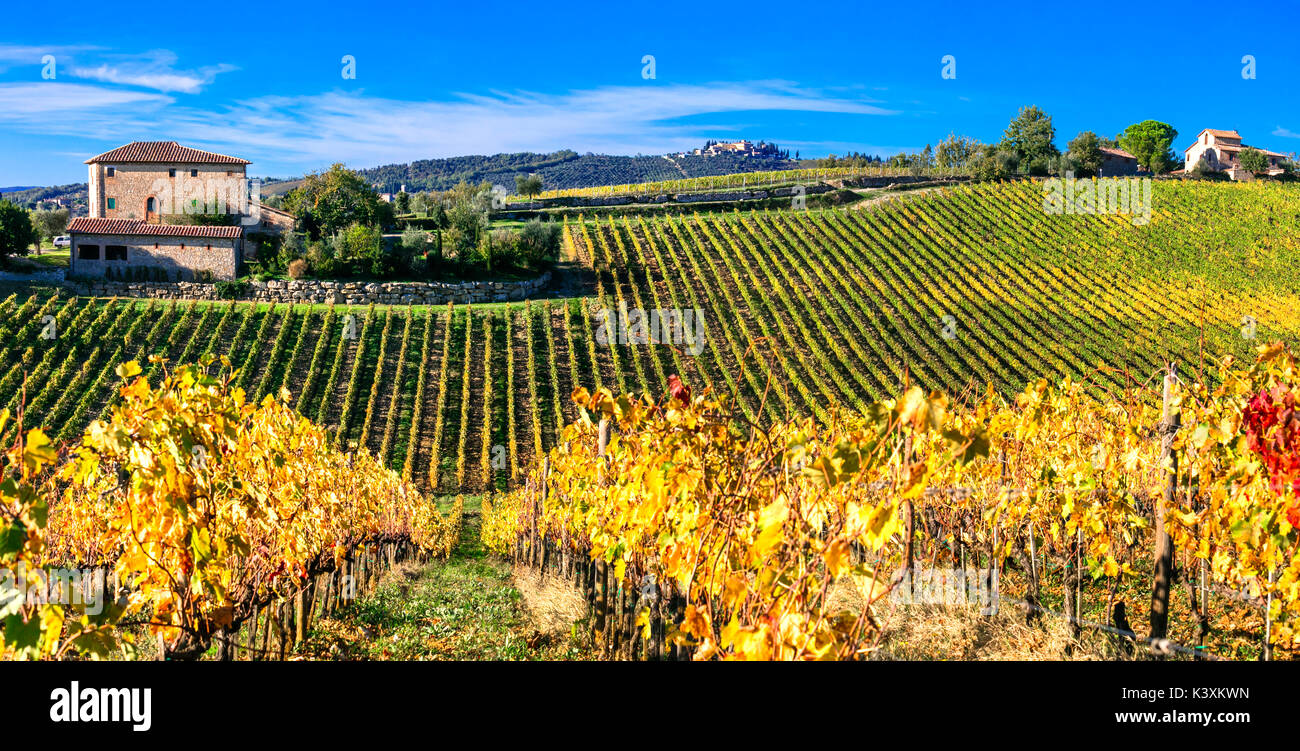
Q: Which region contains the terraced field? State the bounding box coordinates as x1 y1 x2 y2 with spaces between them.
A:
5 179 1298 494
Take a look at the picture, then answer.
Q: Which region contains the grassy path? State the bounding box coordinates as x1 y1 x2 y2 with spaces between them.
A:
302 502 590 661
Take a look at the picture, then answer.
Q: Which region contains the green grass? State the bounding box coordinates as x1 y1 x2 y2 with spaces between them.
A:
31 249 70 268
301 514 590 661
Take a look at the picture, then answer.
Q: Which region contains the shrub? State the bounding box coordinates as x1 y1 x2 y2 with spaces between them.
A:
281 232 308 264
214 279 248 300
517 219 561 268
308 239 340 277
333 223 384 275
288 258 308 279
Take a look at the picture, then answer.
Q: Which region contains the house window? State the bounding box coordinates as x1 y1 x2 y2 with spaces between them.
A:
190 169 198 177
105 245 127 261
106 197 116 210
106 167 115 177
77 244 100 260
226 170 233 176
169 168 176 178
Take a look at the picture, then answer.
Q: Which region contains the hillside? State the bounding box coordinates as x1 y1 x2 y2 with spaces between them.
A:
343 150 795 194
8 151 799 203
3 180 1296 499
1 183 89 214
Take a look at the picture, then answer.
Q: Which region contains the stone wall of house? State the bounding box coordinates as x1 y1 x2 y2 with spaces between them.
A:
93 162 249 220
70 233 241 281
69 272 552 305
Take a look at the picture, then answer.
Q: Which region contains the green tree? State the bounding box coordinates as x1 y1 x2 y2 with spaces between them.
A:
282 163 393 239
0 200 37 258
1066 131 1104 176
969 144 1017 182
395 191 411 215
438 181 492 266
30 209 69 252
517 219 561 268
1001 106 1058 170
935 132 980 170
515 174 543 200
307 239 339 277
1117 120 1178 174
332 222 384 275
1238 147 1269 175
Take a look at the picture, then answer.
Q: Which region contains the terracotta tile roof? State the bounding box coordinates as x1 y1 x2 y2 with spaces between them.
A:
1201 129 1242 139
68 218 244 239
85 141 250 165
1099 146 1137 159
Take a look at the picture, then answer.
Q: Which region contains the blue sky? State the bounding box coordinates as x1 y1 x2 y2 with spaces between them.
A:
1 0 1297 184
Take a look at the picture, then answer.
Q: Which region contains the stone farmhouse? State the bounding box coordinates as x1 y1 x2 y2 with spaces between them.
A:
68 141 293 281
1183 129 1289 180
1098 146 1139 176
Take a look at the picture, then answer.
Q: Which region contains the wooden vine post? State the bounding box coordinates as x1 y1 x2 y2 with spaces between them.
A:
593 418 611 651
901 434 914 598
1149 365 1180 647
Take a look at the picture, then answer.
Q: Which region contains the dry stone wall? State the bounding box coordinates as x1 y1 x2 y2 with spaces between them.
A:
69 272 552 305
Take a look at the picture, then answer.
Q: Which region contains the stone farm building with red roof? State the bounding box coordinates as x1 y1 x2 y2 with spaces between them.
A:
1183 129 1290 180
1098 146 1139 176
70 141 293 281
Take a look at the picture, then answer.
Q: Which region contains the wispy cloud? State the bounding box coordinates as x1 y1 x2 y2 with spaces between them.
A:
68 49 237 94
0 80 899 173
1273 126 1300 139
0 82 171 116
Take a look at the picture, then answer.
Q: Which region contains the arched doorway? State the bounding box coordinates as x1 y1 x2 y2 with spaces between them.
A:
145 196 158 224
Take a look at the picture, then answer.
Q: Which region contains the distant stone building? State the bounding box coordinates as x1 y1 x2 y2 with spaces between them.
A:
1184 129 1288 180
1098 146 1139 176
69 141 291 280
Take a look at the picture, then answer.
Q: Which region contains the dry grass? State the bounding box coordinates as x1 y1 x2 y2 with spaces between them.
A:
511 566 589 637
869 600 1120 660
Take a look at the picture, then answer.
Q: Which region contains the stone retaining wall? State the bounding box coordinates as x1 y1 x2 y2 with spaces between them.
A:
69 272 552 305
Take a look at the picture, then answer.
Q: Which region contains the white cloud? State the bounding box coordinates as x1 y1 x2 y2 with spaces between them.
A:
0 80 899 175
1273 126 1300 139
0 82 171 117
68 49 237 94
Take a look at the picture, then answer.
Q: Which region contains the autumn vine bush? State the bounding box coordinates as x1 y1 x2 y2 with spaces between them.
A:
485 342 1300 659
0 414 120 660
10 356 460 660
1169 343 1300 644
484 383 988 660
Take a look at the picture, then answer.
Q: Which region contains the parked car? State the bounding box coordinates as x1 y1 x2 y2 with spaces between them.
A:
53 236 71 248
